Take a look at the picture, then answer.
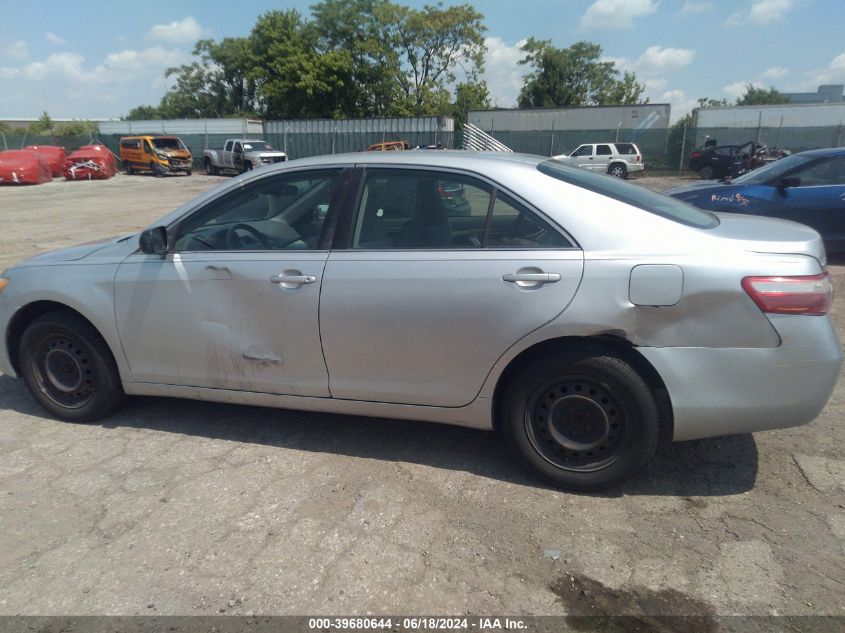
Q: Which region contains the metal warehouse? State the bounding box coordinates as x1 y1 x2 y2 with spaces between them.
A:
467 104 671 132
692 103 845 128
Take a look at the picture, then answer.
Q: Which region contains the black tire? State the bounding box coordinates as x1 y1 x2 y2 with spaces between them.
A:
204 158 216 176
18 311 125 423
243 161 253 173
501 346 658 492
186 170 192 177
150 162 162 177
699 165 715 179
608 163 627 179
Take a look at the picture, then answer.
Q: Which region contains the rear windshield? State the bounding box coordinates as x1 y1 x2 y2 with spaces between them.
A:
538 159 719 229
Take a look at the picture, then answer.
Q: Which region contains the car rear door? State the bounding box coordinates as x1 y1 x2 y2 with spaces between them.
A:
594 144 613 173
318 166 584 407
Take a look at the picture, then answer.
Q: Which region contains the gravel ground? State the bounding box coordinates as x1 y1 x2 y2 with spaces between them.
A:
0 172 843 619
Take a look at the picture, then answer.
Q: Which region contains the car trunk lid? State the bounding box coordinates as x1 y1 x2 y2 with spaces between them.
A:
710 212 827 265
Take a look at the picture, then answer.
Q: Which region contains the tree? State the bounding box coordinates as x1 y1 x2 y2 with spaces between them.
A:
311 0 401 116
666 113 693 169
451 80 490 128
379 3 486 115
735 84 790 106
696 97 728 108
54 120 97 136
517 39 645 108
28 111 54 135
124 105 162 120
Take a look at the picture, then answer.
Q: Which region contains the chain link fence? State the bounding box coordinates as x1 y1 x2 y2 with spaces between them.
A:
4 124 843 175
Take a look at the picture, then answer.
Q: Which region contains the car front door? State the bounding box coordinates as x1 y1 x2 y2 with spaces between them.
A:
114 167 352 396
318 167 584 407
223 140 234 169
765 156 845 250
570 145 596 170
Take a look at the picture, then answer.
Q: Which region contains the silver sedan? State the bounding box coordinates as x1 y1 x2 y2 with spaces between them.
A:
0 152 841 491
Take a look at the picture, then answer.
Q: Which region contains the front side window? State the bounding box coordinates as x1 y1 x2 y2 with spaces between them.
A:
174 169 342 251
571 145 593 157
793 157 845 186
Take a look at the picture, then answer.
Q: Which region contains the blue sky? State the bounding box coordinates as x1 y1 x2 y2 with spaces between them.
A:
1 0 844 122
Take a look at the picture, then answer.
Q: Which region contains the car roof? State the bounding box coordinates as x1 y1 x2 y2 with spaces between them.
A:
278 150 548 170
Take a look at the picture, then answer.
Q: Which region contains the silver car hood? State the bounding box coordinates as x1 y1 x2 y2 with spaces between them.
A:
710 212 827 264
13 235 138 267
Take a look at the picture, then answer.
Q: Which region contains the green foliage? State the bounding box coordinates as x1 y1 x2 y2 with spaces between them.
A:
697 97 728 108
54 120 97 136
28 111 54 135
124 105 162 120
666 113 693 169
735 85 790 106
517 39 645 108
127 1 488 120
451 81 491 128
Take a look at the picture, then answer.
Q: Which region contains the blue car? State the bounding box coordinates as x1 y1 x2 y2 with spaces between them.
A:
665 148 845 252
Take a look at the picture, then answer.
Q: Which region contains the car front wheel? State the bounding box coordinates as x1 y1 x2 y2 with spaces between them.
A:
502 346 659 492
18 311 125 422
699 165 715 179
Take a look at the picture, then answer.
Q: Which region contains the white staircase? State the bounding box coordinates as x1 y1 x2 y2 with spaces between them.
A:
461 123 513 152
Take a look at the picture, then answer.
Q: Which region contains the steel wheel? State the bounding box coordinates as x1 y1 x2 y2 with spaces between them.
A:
501 346 659 491
32 333 96 409
699 165 715 179
525 377 629 472
19 311 125 422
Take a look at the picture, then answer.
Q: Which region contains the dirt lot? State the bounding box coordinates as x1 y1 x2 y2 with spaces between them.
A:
0 173 843 619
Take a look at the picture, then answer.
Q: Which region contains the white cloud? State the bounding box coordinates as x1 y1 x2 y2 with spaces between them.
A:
798 52 845 90
3 40 28 60
722 80 763 101
580 0 659 30
760 66 788 80
658 89 700 123
146 16 205 43
726 0 796 26
0 47 191 117
680 1 712 14
481 37 528 108
45 32 67 46
635 46 695 71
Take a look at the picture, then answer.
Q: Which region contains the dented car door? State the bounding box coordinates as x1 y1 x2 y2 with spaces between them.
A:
113 168 347 396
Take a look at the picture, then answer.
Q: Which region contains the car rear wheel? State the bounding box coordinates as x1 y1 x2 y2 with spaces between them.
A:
501 347 659 492
18 311 125 423
699 165 715 179
608 163 627 178
204 158 216 176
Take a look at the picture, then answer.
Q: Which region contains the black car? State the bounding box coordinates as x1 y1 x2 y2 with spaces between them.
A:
688 141 758 179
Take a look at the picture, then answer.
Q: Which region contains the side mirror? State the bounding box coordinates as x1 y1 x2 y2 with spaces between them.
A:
780 176 801 188
139 226 168 255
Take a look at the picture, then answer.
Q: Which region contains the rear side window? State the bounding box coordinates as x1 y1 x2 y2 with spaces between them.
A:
596 145 612 156
121 139 141 149
538 160 719 229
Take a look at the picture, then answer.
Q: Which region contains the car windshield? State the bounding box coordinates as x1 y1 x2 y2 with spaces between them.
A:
732 153 820 184
152 138 185 150
538 159 719 229
243 142 272 151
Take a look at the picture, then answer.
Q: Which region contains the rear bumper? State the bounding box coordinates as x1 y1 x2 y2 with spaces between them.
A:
627 163 645 172
640 315 843 441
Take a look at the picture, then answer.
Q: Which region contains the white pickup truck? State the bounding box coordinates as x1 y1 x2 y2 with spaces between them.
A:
203 139 287 175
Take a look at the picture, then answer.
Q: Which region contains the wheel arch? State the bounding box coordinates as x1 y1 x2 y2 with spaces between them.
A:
491 334 673 442
6 300 118 376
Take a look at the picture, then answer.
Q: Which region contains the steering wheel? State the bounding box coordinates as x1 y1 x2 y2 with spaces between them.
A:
225 223 271 250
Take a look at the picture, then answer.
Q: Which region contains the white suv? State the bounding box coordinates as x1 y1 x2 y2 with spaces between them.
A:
553 142 644 178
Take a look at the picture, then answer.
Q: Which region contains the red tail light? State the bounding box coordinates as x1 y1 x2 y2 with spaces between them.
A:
691 151 701 159
741 273 833 316
636 155 641 162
